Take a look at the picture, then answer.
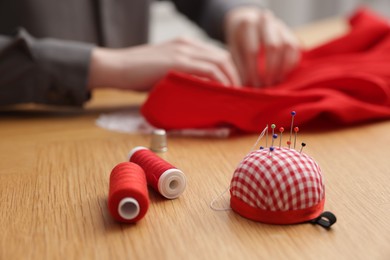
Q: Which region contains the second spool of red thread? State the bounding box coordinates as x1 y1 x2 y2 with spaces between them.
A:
128 146 187 199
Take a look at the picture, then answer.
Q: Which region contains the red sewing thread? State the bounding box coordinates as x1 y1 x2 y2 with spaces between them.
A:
108 162 149 223
128 146 186 199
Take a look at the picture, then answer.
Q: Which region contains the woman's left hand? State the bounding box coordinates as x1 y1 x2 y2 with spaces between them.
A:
224 7 301 87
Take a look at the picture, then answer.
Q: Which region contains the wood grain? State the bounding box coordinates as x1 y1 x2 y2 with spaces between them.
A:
1 18 390 260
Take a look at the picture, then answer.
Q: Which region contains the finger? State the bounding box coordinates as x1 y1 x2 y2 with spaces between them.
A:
260 11 284 86
226 27 247 86
275 20 301 80
174 57 231 86
185 49 241 86
175 37 242 86
239 14 262 87
229 44 247 86
226 10 261 87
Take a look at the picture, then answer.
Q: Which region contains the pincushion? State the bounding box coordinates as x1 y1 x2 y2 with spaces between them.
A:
230 147 326 225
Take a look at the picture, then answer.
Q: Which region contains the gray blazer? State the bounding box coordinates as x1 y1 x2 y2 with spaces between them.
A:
0 0 262 106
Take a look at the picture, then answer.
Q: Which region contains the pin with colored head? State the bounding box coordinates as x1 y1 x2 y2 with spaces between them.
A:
279 127 284 148
271 133 278 148
271 124 276 136
289 111 296 148
300 142 306 153
294 126 299 149
268 146 275 156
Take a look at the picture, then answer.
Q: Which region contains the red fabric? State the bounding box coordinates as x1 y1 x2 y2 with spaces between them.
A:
230 195 325 225
229 147 325 224
141 8 390 133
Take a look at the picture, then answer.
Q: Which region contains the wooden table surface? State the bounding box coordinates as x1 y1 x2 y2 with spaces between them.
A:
1 18 390 260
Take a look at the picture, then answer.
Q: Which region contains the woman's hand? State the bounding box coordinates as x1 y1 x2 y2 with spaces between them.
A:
224 7 301 87
88 37 241 91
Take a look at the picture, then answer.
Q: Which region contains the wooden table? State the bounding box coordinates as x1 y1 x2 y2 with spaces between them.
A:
1 18 390 260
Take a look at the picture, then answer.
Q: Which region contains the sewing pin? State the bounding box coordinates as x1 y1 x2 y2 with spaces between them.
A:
271 134 278 148
266 124 269 148
269 146 275 156
279 127 284 148
300 142 306 153
271 124 276 136
293 126 299 149
289 111 296 149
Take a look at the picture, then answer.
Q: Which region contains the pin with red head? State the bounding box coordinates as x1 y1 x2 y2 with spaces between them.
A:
294 126 299 149
279 127 284 148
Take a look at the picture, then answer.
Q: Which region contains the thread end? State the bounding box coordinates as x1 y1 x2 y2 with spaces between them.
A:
158 169 187 199
118 197 140 220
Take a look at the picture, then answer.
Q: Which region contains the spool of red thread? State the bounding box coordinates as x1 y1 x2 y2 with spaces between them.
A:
128 146 186 199
108 162 149 223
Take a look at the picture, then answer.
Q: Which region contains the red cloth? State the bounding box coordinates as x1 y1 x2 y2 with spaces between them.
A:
141 8 390 133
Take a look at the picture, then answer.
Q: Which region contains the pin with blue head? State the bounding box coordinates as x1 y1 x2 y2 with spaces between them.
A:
268 134 277 156
289 111 296 149
268 146 275 156
271 133 278 148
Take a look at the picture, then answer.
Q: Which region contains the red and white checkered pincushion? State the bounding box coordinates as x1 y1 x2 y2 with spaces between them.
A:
230 147 325 224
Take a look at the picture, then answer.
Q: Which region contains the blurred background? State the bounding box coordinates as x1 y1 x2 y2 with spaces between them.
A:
149 0 390 44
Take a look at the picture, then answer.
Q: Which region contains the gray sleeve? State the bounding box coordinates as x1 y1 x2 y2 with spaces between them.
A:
0 28 94 106
170 0 265 41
